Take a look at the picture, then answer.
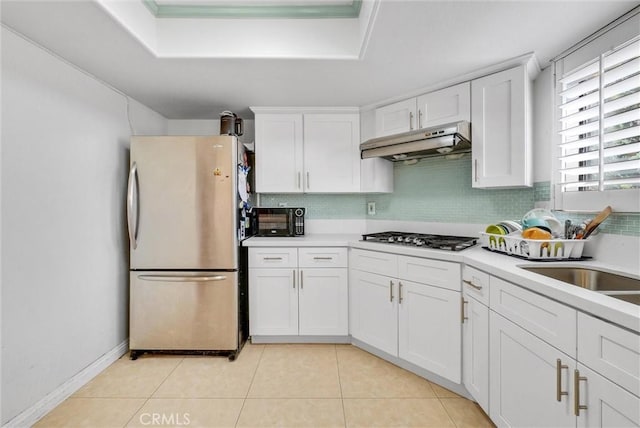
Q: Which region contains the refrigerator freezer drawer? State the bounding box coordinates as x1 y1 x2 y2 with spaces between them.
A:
130 271 238 351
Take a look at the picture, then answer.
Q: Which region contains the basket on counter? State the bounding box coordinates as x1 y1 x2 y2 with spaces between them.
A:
479 232 587 260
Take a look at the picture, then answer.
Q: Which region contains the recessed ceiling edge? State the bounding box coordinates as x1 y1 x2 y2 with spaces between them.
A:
142 0 363 19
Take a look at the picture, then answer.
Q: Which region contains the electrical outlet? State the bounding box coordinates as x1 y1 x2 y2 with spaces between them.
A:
278 202 288 207
367 202 376 216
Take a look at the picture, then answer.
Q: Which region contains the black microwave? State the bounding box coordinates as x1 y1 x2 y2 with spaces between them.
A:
255 207 305 237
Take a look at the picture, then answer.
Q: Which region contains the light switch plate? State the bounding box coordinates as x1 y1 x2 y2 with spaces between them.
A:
367 202 376 215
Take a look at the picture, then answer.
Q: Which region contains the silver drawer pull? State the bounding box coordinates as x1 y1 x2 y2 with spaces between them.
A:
313 257 333 260
138 275 226 282
263 257 283 261
463 279 483 290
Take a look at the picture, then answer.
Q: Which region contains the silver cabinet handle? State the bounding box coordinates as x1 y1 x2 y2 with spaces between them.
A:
463 279 482 290
293 270 296 289
556 359 569 402
418 109 423 128
263 257 283 261
313 257 333 260
474 159 479 182
389 280 394 302
461 297 468 323
300 270 304 289
306 171 310 189
574 370 588 416
409 112 414 130
138 275 227 282
297 172 301 189
399 281 404 304
127 162 139 249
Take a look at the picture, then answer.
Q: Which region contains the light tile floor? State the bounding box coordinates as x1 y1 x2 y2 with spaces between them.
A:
35 344 495 427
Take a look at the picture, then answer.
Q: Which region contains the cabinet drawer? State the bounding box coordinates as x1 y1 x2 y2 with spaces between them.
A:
578 312 640 396
398 256 460 291
462 265 489 306
249 247 297 268
298 247 348 268
490 276 576 357
349 248 398 277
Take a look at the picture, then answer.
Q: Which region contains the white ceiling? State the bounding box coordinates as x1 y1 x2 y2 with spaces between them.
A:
1 1 638 119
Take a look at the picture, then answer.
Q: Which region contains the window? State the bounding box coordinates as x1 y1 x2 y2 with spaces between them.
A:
554 21 640 212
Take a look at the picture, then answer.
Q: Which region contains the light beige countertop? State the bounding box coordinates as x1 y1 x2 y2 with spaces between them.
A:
243 234 640 333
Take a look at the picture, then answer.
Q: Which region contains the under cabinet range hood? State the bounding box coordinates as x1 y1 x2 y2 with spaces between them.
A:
360 120 471 161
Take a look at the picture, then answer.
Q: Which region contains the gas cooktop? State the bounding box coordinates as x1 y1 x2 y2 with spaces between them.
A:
361 231 477 252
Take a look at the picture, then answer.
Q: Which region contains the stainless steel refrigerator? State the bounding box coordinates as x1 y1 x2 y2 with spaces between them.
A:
127 136 246 360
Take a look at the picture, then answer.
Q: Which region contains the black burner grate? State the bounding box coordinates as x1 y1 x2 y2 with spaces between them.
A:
362 231 477 251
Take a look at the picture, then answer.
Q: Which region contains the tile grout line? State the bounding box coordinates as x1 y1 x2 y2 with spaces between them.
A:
437 396 460 428
335 345 348 428
234 343 266 427
121 356 186 428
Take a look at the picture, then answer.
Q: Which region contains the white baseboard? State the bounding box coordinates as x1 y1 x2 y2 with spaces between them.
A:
3 339 129 428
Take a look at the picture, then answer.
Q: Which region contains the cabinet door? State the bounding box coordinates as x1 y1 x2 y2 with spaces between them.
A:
490 312 575 427
249 268 298 336
416 82 470 129
255 114 304 193
375 98 417 137
462 293 489 414
398 280 461 383
490 276 576 358
577 312 640 396
349 269 398 356
298 268 348 336
576 363 640 428
471 66 532 188
303 113 360 193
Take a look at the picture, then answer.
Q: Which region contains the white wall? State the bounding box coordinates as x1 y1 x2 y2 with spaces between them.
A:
0 27 167 424
167 118 255 145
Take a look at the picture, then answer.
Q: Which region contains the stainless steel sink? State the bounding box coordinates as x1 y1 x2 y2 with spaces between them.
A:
520 266 640 304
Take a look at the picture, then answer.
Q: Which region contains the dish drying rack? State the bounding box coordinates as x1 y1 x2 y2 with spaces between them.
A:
479 232 588 260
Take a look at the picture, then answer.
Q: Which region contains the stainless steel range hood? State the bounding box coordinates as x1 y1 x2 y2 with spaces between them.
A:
360 120 471 161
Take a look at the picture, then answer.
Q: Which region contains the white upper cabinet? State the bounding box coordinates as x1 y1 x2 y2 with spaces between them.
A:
374 98 417 137
254 113 304 193
416 82 470 128
253 108 360 193
374 83 471 138
471 65 532 188
303 113 360 193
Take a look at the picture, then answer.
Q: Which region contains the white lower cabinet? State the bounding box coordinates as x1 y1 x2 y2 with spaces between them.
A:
349 269 398 355
349 249 462 383
399 280 461 383
576 363 640 428
488 275 640 428
249 247 348 338
249 268 298 336
462 291 489 414
490 311 576 427
298 268 348 336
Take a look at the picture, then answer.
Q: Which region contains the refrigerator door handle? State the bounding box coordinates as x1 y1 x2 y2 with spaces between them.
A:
127 162 139 249
138 274 228 282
